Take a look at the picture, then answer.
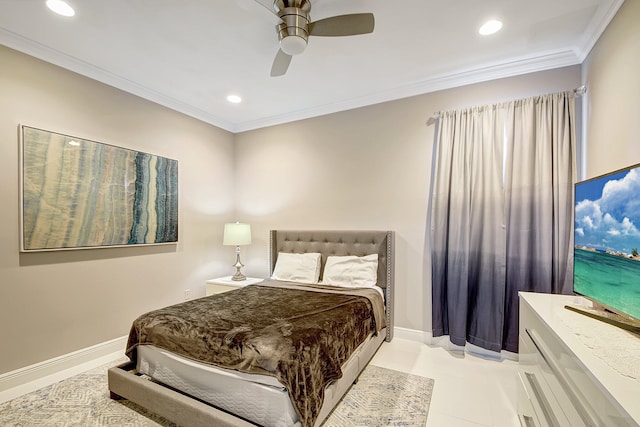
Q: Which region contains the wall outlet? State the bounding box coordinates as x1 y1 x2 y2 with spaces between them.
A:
184 289 191 300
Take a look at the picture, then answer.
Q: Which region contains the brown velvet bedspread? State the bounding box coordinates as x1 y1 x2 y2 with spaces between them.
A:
125 280 386 427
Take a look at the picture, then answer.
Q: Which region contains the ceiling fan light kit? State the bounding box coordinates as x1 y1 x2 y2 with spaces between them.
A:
275 0 310 55
269 0 375 77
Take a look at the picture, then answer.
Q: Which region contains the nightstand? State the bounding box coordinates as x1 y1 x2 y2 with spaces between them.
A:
205 276 263 296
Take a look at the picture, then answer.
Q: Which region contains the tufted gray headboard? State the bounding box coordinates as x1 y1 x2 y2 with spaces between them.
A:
269 230 394 341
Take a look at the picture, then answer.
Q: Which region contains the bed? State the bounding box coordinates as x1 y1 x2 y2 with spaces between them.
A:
108 230 394 427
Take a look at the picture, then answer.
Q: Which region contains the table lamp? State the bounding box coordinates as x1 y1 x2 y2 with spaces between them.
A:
223 222 252 281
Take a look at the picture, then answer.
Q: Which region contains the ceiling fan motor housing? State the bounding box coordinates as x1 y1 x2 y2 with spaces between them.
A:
274 0 311 55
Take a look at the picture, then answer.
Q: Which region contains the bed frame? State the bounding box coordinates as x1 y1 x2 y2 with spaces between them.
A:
108 230 394 427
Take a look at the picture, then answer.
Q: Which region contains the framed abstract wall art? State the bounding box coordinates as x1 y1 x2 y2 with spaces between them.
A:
19 125 178 251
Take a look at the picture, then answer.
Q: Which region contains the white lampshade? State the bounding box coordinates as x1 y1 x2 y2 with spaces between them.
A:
223 223 252 246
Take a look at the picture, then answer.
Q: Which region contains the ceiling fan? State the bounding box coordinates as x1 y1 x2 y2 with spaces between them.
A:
243 0 375 77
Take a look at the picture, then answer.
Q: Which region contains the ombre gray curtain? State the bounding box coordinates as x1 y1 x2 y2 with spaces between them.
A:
430 92 576 353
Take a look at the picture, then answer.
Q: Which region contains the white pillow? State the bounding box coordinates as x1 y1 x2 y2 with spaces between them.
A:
271 252 322 284
322 254 378 288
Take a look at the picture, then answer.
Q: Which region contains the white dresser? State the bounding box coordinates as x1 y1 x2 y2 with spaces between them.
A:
518 292 639 427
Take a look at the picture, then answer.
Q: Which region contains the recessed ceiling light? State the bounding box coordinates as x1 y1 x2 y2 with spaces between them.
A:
227 95 242 104
46 0 75 17
479 19 503 36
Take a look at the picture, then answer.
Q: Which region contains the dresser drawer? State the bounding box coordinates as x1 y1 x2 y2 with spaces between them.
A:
517 371 540 427
518 293 638 427
520 327 584 426
519 331 571 427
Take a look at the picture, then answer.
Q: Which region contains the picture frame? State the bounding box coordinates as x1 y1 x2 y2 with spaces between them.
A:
19 125 178 251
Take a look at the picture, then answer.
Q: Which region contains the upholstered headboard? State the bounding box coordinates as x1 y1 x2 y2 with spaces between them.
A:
269 230 394 341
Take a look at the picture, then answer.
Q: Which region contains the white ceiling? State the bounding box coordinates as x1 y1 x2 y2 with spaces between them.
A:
0 0 623 133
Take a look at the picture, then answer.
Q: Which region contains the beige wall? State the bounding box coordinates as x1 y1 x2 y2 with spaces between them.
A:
0 46 236 374
583 0 640 178
235 66 581 333
3 0 634 374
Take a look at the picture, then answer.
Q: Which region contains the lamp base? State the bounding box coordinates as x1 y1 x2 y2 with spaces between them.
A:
231 251 246 281
231 271 247 281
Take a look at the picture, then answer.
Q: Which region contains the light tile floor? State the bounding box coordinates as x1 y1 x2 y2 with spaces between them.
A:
370 338 520 427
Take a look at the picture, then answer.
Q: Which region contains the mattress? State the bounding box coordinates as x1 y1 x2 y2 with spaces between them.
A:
137 330 384 427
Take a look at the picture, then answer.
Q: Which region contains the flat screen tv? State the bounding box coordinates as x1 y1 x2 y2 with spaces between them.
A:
570 163 640 334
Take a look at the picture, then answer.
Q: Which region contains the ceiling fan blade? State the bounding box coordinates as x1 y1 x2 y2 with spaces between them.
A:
270 49 292 77
309 13 375 37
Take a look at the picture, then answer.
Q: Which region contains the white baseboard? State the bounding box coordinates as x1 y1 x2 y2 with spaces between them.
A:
0 326 514 405
393 326 433 343
0 335 127 404
427 333 519 361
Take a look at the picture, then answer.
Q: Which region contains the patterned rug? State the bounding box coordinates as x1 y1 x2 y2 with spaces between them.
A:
324 365 434 427
0 360 434 426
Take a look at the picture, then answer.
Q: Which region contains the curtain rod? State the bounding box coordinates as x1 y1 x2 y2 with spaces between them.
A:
426 85 587 125
426 114 439 125
574 85 587 96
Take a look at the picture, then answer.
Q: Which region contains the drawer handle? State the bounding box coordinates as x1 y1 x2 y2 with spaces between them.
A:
524 371 560 426
526 328 599 426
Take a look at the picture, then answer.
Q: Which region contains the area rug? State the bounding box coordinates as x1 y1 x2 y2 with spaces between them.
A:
0 360 434 426
323 365 434 427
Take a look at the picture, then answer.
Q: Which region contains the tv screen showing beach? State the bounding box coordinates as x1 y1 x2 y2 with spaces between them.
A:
574 164 640 321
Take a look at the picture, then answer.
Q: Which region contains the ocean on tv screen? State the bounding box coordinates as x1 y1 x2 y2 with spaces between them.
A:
574 248 640 320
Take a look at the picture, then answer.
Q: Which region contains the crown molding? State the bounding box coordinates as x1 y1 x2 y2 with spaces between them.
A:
576 0 624 62
0 28 236 132
2 0 623 134
232 0 624 134
233 49 581 132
